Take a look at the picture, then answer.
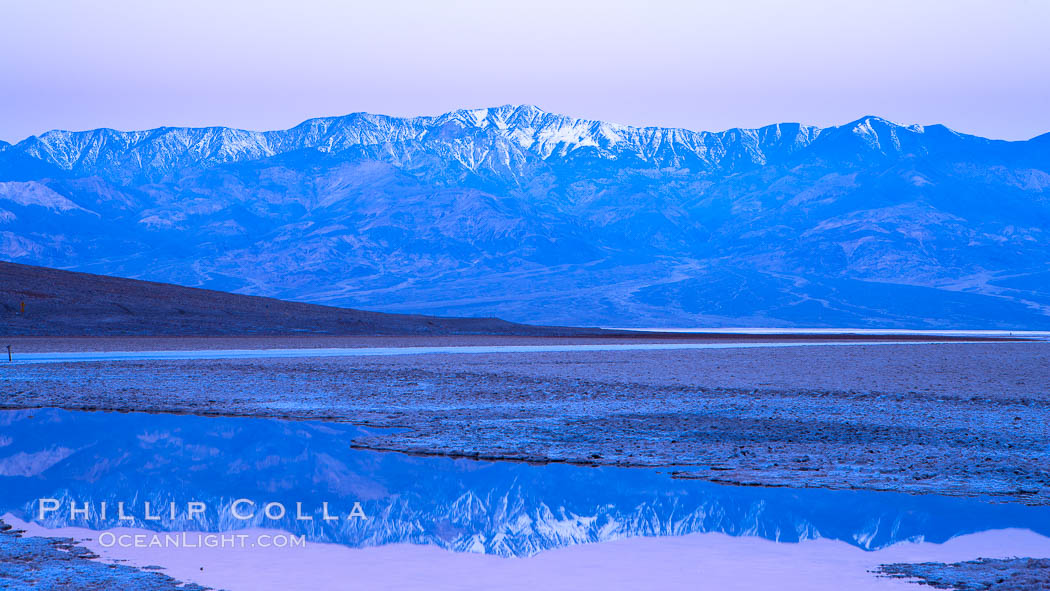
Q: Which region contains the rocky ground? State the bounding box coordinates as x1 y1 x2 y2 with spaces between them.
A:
877 558 1050 590
0 519 209 590
1 338 1047 504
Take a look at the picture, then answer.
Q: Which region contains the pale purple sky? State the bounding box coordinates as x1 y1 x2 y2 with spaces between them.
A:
2 0 1048 142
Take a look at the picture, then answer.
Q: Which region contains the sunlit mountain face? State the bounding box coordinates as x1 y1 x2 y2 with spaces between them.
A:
2 105 1049 328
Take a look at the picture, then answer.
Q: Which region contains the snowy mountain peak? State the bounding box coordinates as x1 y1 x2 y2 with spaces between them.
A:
6 106 974 181
447 104 550 128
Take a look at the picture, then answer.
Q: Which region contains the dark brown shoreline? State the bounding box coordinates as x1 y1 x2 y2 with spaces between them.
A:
3 260 1040 345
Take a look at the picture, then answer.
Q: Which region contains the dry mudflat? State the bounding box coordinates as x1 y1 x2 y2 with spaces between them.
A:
877 557 1050 590
0 518 210 590
1 337 1048 504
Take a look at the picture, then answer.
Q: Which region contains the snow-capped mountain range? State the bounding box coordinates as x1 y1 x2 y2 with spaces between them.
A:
14 104 827 177
2 105 1049 327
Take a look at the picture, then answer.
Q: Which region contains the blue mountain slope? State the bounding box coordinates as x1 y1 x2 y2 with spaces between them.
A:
1 105 1048 328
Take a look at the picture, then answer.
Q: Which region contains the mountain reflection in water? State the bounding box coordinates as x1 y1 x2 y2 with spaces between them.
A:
0 409 1046 557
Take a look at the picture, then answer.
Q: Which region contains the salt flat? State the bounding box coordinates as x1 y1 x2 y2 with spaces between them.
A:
4 339 1002 364
2 339 1047 504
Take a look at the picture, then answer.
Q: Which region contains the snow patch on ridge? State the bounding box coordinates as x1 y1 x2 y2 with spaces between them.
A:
0 181 89 213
